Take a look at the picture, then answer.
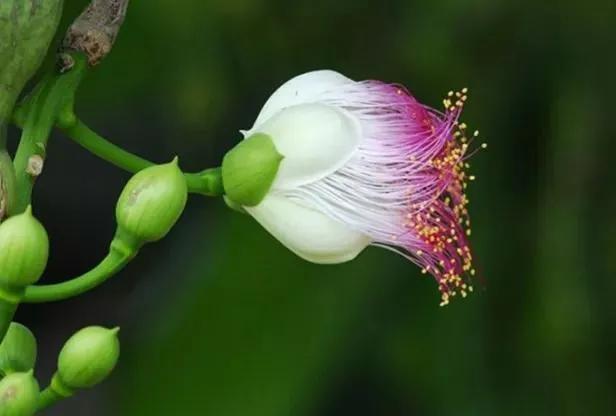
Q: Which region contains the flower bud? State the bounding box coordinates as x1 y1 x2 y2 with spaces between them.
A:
0 206 49 290
57 326 120 389
0 371 39 416
222 133 283 207
115 159 187 245
0 323 36 376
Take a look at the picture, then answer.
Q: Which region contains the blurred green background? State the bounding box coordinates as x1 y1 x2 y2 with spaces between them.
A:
10 0 616 414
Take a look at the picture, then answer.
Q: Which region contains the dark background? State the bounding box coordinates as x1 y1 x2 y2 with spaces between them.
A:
9 0 616 415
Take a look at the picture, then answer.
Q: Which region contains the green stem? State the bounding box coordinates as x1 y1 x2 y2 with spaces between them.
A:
37 387 64 411
11 53 88 215
37 373 73 411
0 292 19 342
0 122 6 151
60 118 224 196
61 119 152 172
22 232 135 303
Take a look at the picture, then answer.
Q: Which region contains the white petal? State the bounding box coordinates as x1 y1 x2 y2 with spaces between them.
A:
253 70 353 127
252 103 361 189
246 194 371 264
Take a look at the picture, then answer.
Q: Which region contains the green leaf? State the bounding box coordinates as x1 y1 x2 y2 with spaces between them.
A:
0 0 64 126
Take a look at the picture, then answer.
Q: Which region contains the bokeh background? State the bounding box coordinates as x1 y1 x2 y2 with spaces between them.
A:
8 0 616 414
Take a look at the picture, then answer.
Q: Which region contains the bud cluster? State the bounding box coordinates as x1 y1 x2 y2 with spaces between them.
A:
0 159 188 413
1 1 219 415
0 324 120 414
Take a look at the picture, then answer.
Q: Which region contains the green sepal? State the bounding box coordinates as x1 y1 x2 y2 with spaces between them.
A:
0 323 37 376
222 133 283 207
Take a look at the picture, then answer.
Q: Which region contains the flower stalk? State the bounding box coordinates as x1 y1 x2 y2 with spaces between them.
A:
22 243 133 304
59 118 224 196
11 53 88 215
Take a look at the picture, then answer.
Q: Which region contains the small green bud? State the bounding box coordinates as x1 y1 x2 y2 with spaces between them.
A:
0 371 39 416
57 326 120 389
0 206 49 290
222 133 283 207
0 323 36 376
116 159 187 244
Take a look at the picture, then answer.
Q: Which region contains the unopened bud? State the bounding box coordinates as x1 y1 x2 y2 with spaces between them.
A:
0 370 39 416
0 206 49 290
57 326 120 389
0 323 36 376
115 159 187 246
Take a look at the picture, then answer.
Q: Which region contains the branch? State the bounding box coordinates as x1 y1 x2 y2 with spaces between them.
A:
62 0 130 67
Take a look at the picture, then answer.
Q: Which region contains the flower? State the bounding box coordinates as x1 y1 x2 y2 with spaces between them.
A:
223 71 483 305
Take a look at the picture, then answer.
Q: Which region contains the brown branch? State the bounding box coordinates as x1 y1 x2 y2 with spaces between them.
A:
62 0 130 67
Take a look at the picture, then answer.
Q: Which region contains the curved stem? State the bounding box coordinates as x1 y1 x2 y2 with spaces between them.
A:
60 118 224 196
22 237 134 303
61 118 152 172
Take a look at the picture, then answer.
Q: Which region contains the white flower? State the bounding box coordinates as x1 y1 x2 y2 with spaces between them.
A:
224 70 481 304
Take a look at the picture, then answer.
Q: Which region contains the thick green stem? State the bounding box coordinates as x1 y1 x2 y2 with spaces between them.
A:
11 53 88 215
37 387 64 411
0 289 20 342
22 231 136 303
60 118 224 196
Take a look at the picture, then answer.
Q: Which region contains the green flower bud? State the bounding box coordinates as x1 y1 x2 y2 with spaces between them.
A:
0 371 39 416
116 159 187 245
222 133 283 207
0 206 49 290
0 323 36 376
57 326 120 389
